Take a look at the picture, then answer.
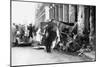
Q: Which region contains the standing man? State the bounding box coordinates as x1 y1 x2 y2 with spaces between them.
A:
20 25 25 40
28 24 33 39
45 19 57 53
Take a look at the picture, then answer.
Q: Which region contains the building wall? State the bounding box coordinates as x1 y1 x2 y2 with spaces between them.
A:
54 4 59 21
63 4 69 22
35 4 48 28
49 4 55 20
69 5 75 23
35 3 96 48
77 5 85 35
89 6 96 50
45 6 50 21
35 3 95 36
59 4 63 21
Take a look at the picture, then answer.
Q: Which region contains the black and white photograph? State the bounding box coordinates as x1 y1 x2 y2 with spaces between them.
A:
11 0 96 66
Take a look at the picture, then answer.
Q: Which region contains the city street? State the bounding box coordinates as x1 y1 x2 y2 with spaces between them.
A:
11 1 96 67
11 46 90 66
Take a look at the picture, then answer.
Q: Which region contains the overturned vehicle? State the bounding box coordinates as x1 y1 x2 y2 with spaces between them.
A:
39 20 90 53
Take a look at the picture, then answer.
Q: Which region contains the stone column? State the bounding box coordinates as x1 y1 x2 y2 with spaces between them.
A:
77 5 85 35
58 4 63 21
69 5 75 23
63 4 69 22
55 5 59 21
49 5 54 20
89 6 96 50
45 6 50 21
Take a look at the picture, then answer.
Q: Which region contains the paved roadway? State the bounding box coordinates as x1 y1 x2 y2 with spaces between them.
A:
11 47 90 66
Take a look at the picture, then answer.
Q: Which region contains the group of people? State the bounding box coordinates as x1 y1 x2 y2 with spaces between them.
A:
12 23 37 45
